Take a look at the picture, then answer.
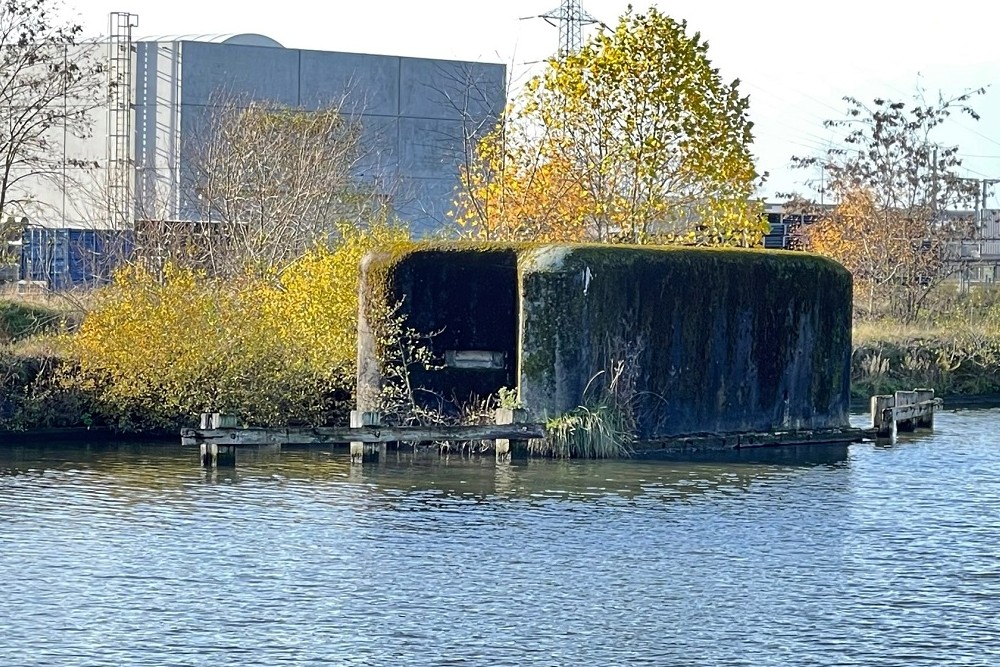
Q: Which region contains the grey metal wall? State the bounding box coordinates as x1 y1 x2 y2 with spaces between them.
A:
8 43 108 229
134 38 506 235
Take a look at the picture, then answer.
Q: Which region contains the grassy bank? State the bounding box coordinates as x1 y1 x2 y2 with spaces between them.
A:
6 269 1000 434
0 297 96 431
852 321 1000 399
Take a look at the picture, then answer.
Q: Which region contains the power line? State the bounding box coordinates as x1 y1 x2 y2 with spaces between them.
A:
949 119 1000 150
962 166 994 179
846 72 1000 150
742 81 838 124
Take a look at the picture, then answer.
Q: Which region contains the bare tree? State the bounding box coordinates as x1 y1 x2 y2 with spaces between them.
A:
184 96 387 277
0 0 104 237
789 89 984 322
414 58 506 234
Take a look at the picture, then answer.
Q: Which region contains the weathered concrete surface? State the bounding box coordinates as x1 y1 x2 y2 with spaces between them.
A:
357 244 853 440
517 245 853 438
356 247 519 416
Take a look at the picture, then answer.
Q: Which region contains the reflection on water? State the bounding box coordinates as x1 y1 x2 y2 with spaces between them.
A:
0 438 850 503
1 409 998 666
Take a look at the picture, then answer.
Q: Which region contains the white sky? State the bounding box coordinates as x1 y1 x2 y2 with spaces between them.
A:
67 0 1000 205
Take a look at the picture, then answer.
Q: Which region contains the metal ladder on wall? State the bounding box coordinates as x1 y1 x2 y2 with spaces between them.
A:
106 12 139 231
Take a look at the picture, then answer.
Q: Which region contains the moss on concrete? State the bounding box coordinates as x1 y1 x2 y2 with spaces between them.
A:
517 245 852 437
357 244 521 415
358 242 853 438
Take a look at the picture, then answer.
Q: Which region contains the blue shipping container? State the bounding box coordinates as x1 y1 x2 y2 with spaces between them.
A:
19 228 133 290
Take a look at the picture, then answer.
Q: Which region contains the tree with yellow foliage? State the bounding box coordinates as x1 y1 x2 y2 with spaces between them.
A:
456 118 593 242
456 6 767 246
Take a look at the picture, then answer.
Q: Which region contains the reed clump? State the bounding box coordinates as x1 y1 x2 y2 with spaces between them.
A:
531 404 633 458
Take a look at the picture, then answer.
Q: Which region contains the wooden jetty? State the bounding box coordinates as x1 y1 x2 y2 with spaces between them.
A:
870 388 941 440
636 427 871 454
183 409 543 467
183 389 942 467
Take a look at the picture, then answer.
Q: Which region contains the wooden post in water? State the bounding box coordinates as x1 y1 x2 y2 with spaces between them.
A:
495 408 529 463
211 413 239 429
871 395 894 439
894 390 917 432
915 388 935 428
200 413 238 467
350 411 383 464
201 442 237 468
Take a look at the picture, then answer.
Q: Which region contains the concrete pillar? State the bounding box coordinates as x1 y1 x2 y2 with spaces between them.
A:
495 407 529 463
350 411 383 464
915 388 935 428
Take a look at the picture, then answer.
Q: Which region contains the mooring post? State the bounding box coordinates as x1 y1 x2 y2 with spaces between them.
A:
915 388 935 428
895 390 917 432
350 411 383 464
495 407 529 463
198 413 238 467
200 442 237 468
871 395 894 439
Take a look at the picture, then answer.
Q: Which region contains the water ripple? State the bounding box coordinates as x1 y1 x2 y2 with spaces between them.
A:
1 409 999 665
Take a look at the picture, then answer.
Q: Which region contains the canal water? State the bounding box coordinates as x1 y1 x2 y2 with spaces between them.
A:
1 409 998 666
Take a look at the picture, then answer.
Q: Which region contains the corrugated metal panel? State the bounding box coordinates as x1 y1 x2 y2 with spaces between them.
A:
981 241 1000 259
19 228 131 290
980 213 1000 241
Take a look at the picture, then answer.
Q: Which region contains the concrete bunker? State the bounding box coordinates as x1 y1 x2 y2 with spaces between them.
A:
357 247 519 418
357 244 853 441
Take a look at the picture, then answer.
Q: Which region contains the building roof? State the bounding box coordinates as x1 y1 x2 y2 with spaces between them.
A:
137 33 283 48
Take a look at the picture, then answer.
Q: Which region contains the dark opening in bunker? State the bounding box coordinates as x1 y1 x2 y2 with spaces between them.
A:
385 249 519 414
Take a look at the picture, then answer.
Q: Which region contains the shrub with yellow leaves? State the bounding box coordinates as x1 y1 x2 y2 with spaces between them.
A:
68 221 410 432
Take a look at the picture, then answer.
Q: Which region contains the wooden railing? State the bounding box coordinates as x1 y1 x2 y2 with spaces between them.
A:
870 389 941 439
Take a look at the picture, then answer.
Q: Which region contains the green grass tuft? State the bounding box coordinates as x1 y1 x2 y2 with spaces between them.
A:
0 300 66 344
531 404 634 459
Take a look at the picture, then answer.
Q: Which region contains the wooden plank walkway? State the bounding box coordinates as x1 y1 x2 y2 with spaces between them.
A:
183 410 543 467
181 423 545 447
183 388 941 468
637 427 873 453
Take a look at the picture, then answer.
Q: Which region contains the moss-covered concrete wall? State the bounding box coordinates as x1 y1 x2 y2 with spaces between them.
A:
357 243 852 438
356 247 519 415
518 245 853 438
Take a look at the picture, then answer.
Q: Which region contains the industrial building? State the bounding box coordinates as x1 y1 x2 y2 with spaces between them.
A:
13 13 506 287
762 201 1000 285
